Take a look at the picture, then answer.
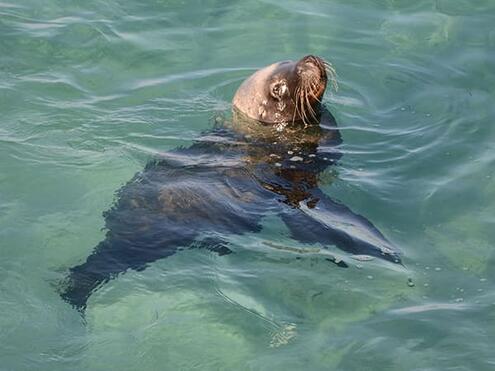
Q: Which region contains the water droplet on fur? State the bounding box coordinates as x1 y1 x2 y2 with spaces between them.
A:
289 156 303 162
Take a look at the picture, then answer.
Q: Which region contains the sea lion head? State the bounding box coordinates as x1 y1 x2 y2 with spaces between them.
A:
232 55 337 126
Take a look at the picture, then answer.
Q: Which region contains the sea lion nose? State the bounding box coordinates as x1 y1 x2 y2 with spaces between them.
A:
300 55 323 68
301 55 318 63
297 55 323 78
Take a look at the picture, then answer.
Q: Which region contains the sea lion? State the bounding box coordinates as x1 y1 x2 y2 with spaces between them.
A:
60 55 400 311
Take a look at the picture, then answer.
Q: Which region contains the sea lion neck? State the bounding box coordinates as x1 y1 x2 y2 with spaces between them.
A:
230 106 323 146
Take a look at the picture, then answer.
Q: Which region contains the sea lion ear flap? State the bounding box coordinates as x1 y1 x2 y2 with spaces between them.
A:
269 81 287 101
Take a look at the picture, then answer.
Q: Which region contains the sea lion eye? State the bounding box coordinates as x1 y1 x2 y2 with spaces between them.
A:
270 81 287 100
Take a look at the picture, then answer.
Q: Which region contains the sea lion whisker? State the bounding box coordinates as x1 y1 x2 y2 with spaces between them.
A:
323 60 338 92
309 86 322 103
298 94 306 125
296 85 305 124
302 83 313 125
301 86 311 125
291 86 302 124
303 82 318 122
306 94 318 122
309 80 323 103
299 89 309 125
296 84 305 125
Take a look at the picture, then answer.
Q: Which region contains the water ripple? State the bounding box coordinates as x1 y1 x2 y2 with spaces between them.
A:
1 0 495 369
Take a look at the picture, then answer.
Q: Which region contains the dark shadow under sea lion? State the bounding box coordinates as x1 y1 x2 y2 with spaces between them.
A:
60 56 400 311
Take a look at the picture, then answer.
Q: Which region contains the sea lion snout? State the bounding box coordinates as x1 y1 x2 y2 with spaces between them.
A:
295 55 328 102
296 55 327 81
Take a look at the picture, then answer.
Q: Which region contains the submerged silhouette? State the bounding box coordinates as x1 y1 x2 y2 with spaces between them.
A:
60 108 400 311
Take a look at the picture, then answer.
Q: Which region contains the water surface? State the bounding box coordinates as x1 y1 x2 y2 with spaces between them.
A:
1 0 495 370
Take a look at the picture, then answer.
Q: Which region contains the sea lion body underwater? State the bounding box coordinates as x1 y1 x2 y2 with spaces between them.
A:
61 55 400 311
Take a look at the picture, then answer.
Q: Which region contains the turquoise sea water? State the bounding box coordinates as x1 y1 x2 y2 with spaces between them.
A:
1 0 495 370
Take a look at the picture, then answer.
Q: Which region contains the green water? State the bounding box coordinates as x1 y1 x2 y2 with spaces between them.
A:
1 0 495 370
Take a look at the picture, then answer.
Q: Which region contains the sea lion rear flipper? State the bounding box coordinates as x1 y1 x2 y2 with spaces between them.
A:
60 239 120 312
60 234 191 312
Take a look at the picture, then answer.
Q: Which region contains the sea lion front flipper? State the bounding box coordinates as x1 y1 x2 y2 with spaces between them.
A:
280 190 401 264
